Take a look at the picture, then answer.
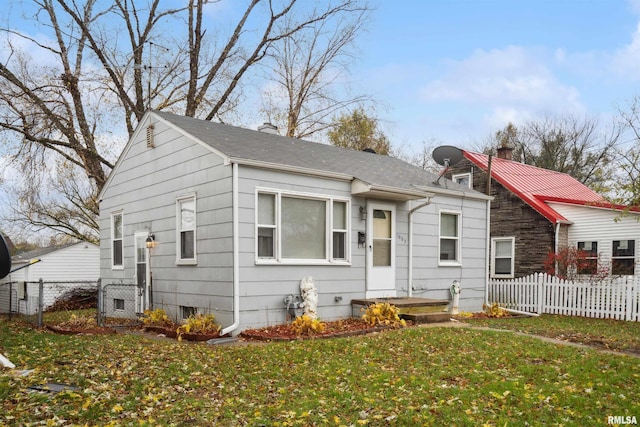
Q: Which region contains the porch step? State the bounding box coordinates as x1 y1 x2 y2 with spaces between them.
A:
400 311 451 324
351 297 450 319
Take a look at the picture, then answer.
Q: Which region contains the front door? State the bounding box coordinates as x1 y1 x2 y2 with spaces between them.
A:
134 232 149 314
366 202 396 298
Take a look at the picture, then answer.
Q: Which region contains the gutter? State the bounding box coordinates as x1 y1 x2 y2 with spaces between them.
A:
221 162 240 336
408 197 434 297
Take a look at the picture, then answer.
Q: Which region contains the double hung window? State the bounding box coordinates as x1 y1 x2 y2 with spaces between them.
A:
112 212 123 268
177 196 196 263
439 211 461 264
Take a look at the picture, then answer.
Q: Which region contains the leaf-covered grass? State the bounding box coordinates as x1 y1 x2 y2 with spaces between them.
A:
1 319 638 426
464 314 640 353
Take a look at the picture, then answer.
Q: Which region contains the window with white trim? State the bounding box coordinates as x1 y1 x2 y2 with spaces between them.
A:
256 191 349 263
491 237 514 278
177 195 196 263
612 240 635 275
452 172 472 189
439 211 460 264
577 241 598 275
112 212 123 268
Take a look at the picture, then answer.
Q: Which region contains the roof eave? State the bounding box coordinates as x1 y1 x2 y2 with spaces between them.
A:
230 157 353 182
352 179 434 201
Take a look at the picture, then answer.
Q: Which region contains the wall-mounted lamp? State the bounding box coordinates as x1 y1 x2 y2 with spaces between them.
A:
145 234 156 249
359 206 367 221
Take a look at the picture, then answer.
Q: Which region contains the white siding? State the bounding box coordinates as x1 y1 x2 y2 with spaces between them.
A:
548 202 640 276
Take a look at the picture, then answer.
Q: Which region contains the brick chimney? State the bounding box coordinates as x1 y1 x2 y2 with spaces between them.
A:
497 145 513 160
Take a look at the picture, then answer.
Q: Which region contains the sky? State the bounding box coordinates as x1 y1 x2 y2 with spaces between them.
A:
350 0 640 152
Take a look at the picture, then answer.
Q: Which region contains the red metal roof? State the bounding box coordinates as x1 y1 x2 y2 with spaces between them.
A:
463 151 605 224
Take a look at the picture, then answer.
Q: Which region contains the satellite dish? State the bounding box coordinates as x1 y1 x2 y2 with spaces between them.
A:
0 234 11 279
432 145 463 185
432 145 463 167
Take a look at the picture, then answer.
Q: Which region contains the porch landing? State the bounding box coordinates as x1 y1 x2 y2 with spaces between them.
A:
351 297 451 324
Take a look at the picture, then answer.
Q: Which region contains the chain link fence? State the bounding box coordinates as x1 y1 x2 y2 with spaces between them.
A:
97 282 141 327
0 279 99 327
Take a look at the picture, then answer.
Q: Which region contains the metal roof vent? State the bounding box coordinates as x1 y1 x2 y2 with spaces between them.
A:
257 122 278 134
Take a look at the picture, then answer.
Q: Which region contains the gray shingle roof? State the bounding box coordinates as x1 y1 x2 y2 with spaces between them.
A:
152 110 480 199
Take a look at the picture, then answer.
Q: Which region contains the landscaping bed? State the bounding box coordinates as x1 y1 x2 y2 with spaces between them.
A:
240 317 404 341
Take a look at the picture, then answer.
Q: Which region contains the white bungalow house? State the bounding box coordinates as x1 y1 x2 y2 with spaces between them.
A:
0 242 100 315
98 111 492 335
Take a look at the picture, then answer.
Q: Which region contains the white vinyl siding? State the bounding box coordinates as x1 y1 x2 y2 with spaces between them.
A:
491 237 514 278
439 211 461 265
256 189 349 264
177 195 196 264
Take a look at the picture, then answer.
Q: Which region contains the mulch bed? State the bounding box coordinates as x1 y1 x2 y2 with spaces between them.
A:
240 317 406 341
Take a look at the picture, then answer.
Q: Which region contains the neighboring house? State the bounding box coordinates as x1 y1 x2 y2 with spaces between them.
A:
98 111 492 335
447 146 640 279
0 242 100 314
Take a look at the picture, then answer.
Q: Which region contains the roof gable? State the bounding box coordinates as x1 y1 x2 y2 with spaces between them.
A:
463 151 604 223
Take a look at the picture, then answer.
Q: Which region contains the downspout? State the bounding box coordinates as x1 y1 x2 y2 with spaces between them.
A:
485 199 491 306
221 162 240 336
408 197 433 297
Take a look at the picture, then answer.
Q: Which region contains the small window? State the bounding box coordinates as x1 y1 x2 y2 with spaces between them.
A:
177 196 196 263
257 193 276 259
452 172 472 189
612 240 635 275
114 298 125 311
332 201 347 260
439 212 460 264
112 212 123 268
577 241 598 275
180 306 197 320
491 237 514 278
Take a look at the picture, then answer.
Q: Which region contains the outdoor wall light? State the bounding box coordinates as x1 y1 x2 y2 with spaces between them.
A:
359 206 367 221
145 234 156 249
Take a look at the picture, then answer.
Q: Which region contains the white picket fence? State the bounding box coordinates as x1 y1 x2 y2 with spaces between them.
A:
488 273 640 322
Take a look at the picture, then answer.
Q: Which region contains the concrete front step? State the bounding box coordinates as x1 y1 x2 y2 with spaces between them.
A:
400 312 451 324
351 297 451 318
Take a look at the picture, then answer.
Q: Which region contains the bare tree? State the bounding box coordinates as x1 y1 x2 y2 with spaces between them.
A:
0 0 371 241
614 95 640 206
259 4 371 139
485 115 619 194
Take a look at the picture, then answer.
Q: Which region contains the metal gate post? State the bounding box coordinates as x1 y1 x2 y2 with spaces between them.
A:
37 278 44 328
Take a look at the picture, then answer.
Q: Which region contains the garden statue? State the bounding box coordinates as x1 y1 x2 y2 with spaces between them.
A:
300 276 318 320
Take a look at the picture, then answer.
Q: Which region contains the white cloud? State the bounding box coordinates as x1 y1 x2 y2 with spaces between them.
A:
611 22 640 80
419 45 585 129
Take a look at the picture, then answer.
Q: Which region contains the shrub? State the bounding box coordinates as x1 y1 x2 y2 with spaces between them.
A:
361 302 406 328
290 315 325 336
483 303 509 318
176 313 221 341
141 308 175 328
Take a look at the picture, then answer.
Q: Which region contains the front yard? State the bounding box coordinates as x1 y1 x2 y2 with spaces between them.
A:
1 315 639 426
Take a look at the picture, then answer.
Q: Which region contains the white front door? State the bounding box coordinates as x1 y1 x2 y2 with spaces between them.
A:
366 202 396 298
134 232 149 314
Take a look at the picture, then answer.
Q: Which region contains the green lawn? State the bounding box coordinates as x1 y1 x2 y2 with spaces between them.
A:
1 317 638 426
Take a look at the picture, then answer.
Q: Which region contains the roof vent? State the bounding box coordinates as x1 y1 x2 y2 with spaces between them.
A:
362 148 376 154
258 122 278 134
